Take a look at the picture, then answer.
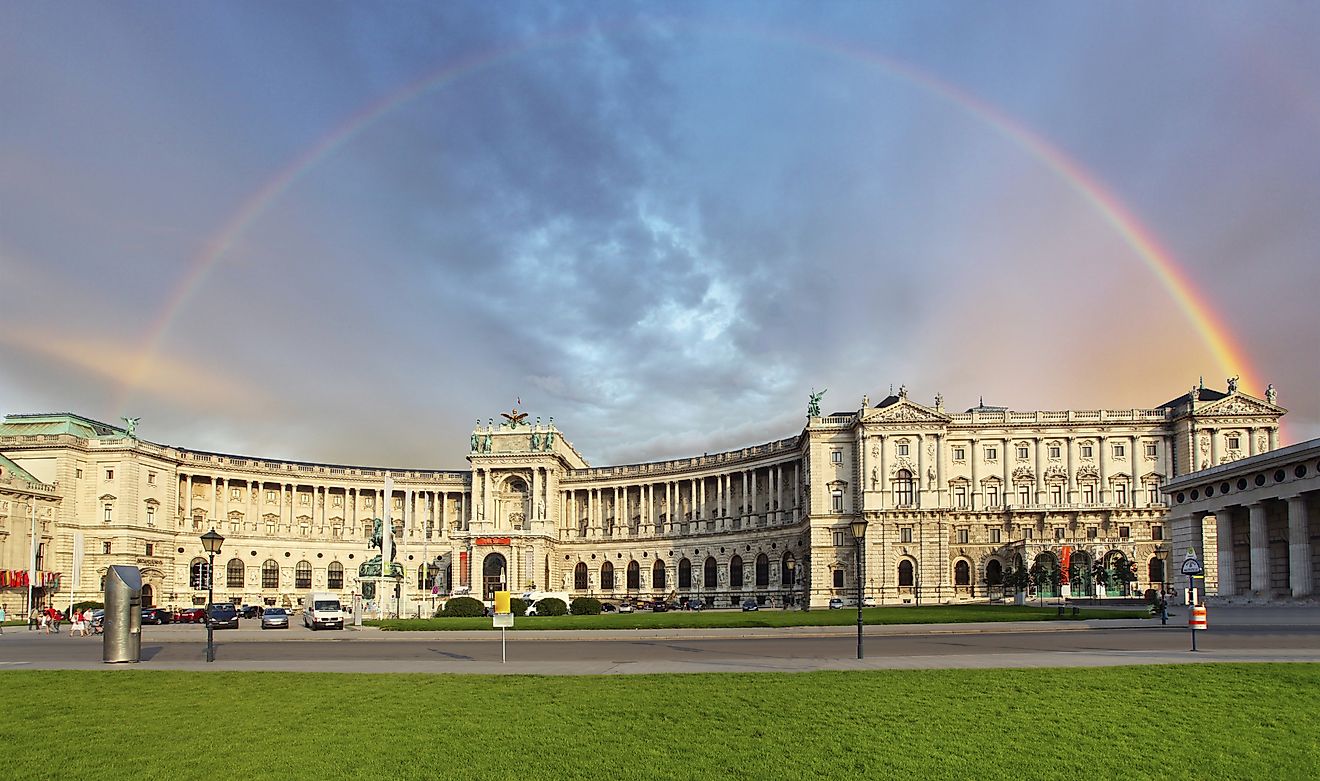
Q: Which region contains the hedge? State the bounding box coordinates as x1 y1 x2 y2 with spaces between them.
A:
531 598 567 616
570 597 602 615
440 597 485 617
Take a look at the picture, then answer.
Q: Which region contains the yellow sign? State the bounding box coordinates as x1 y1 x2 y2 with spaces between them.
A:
494 590 510 614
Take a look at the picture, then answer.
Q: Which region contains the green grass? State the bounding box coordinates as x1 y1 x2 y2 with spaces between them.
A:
0 665 1315 779
369 603 1144 630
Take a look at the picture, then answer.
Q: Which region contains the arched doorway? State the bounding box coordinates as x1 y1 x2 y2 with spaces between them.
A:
482 553 507 600
141 584 155 607
1069 550 1094 597
1032 553 1059 598
985 559 1003 587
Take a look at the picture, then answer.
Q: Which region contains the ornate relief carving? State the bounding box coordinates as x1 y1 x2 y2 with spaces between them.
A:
1076 465 1099 481
1011 466 1035 482
1044 465 1068 481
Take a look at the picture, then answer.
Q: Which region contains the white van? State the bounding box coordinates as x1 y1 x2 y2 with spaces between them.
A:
303 592 345 630
522 591 572 616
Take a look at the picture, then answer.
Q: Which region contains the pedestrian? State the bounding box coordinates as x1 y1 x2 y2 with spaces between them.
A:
39 609 48 634
29 608 38 632
0 603 6 634
50 607 62 633
70 609 79 637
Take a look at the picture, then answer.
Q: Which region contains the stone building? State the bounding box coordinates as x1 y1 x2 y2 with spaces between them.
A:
0 379 1287 614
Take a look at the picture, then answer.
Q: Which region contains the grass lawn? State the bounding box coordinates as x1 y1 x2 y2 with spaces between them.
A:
0 664 1315 780
369 603 1144 630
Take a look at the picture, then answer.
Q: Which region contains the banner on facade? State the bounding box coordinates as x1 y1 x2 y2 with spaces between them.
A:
1060 546 1072 584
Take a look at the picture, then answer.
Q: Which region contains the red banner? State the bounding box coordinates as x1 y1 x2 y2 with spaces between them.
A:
1060 546 1072 584
459 552 469 587
475 537 511 546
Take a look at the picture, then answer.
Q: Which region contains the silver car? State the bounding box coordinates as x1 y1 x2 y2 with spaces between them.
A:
260 607 289 629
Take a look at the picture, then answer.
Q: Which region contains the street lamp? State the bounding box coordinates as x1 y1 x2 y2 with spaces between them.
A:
850 518 869 660
200 528 224 663
786 558 796 609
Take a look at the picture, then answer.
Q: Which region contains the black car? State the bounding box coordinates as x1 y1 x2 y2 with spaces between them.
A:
141 607 173 625
207 603 239 629
651 601 669 612
241 605 263 619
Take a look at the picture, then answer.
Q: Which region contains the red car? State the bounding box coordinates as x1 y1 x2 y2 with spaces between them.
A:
173 607 207 624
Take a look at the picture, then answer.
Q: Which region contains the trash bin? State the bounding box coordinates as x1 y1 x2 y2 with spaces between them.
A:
103 565 143 663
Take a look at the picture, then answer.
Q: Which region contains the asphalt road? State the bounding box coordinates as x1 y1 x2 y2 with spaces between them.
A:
3 610 1318 674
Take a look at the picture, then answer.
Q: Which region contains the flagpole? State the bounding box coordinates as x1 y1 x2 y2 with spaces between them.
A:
28 493 37 616
383 472 393 618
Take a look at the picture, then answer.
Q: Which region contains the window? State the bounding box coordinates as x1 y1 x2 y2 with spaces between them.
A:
265 491 275 503
327 562 344 590
265 522 275 535
831 491 843 513
295 561 312 589
954 560 971 586
986 486 999 507
230 488 241 500
678 558 692 589
1115 484 1128 505
1145 443 1158 458
394 498 403 509
1081 445 1093 458
1054 527 1065 541
652 560 666 589
953 447 966 460
898 560 914 587
729 556 743 588
76 468 83 479
1017 447 1029 460
103 505 112 523
831 450 842 464
1087 527 1097 540
145 543 154 556
705 558 718 588
1023 527 1034 540
300 493 311 506
103 541 112 554
1119 525 1131 539
190 557 211 589
1082 485 1095 504
418 564 434 591
956 528 969 544
897 443 909 456
833 569 845 588
899 527 912 543
1050 485 1063 506
146 505 156 527
147 472 156 485
832 530 845 547
955 486 967 509
985 447 997 461
1113 444 1125 458
333 495 343 507
1152 525 1164 541
1227 435 1240 450
1018 487 1031 505
989 528 1001 544
896 469 914 505
601 561 615 590
1049 446 1061 459
105 469 114 480
262 560 279 589
755 554 770 588
227 559 244 588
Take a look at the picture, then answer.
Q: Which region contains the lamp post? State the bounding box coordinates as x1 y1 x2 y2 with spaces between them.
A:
786 558 796 609
200 528 224 663
1154 544 1169 595
850 518 869 659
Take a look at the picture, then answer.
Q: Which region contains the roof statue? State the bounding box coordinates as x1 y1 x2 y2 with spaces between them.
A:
934 392 944 411
501 406 529 428
898 384 907 398
1226 375 1239 394
1266 383 1277 405
807 389 827 418
121 417 140 438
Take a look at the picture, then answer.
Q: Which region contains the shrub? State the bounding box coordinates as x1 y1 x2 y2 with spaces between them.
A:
570 597 602 615
441 597 485 617
510 598 527 617
72 601 104 612
531 598 567 616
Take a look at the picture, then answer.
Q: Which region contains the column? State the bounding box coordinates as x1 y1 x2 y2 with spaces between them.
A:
1130 435 1139 507
1288 495 1312 597
184 473 193 523
211 476 219 522
1066 439 1076 503
741 472 750 523
1249 502 1269 595
1269 428 1278 451
439 491 446 537
350 487 357 532
1247 427 1257 457
776 465 784 523
860 435 869 497
793 462 801 522
531 468 540 523
1034 437 1044 504
969 438 978 510
915 433 925 509
878 435 886 509
1098 436 1108 503
1210 429 1220 467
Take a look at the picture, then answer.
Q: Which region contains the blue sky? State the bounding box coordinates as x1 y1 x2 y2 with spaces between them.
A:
2 1 1318 468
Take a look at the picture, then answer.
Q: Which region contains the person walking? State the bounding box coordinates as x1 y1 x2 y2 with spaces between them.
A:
29 607 38 632
38 608 48 634
0 603 7 634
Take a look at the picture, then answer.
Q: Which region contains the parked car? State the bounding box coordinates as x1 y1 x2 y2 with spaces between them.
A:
651 601 669 613
685 599 705 611
241 605 264 619
174 607 207 624
617 602 634 614
141 607 173 625
828 598 845 609
260 607 289 630
741 599 759 612
90 609 104 634
862 597 878 607
206 603 239 629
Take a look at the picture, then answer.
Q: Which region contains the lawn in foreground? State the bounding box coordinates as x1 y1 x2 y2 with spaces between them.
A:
369 603 1143 630
2 664 1315 780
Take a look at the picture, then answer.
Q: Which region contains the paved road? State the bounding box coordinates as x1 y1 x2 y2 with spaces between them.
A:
3 607 1317 674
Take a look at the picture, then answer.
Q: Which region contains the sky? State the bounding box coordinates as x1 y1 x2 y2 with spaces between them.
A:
2 1 1318 470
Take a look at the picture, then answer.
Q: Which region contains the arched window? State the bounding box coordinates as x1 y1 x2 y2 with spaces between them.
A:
1148 557 1165 584
262 559 279 589
755 553 769 587
190 557 210 591
703 557 717 588
678 558 692 589
327 561 344 590
780 553 796 586
417 564 434 591
896 469 915 506
730 555 744 588
226 558 244 589
574 562 588 590
652 560 666 590
626 560 640 590
954 560 971 586
985 559 1003 586
898 559 914 587
601 561 614 591
295 561 312 589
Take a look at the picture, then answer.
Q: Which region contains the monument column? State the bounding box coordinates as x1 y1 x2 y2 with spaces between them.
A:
1288 495 1312 597
1249 501 1269 595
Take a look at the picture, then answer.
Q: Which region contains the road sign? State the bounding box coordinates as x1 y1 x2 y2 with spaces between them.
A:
1181 556 1203 576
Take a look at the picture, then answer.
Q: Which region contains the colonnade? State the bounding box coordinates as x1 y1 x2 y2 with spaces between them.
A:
1177 493 1314 598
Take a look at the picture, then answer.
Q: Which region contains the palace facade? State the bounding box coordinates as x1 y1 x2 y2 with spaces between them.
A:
0 380 1289 614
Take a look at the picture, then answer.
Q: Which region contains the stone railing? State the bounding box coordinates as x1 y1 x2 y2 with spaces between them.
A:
946 409 1171 425
570 437 802 480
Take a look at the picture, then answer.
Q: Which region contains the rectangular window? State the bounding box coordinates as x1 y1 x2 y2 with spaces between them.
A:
1119 525 1131 539
1087 527 1097 540
985 447 997 461
266 522 275 535
231 488 241 500
1113 444 1125 458
831 450 842 463
1083 485 1096 504
1018 487 1031 505
266 491 276 503
333 495 343 507
1054 527 1065 541
1081 445 1093 458
146 505 155 526
833 569 845 588
147 472 156 485
1115 484 1128 505
956 528 969 544
832 530 845 547
955 486 967 509
105 469 114 480
989 528 1001 544
300 493 311 505
987 487 999 507
953 447 966 460
1017 446 1029 460
1227 435 1240 450
145 543 154 556
1152 525 1164 541
103 541 112 554
1051 485 1063 506
103 505 112 523
1023 527 1034 540
1049 446 1061 459
831 492 843 513
76 468 83 479
1145 443 1158 458
897 443 909 456
899 527 913 543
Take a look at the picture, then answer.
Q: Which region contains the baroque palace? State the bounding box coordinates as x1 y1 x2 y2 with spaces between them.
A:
0 380 1289 614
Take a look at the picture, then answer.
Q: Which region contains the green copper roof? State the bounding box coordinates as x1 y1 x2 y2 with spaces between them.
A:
0 452 41 484
0 413 128 440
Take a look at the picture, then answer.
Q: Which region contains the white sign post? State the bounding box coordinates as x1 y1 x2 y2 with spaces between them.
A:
1181 551 1205 651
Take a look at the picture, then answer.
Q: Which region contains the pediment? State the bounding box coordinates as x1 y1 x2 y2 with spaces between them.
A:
1197 394 1282 417
863 399 950 424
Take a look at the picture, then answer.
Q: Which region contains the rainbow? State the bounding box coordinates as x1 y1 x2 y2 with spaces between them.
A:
115 20 1258 413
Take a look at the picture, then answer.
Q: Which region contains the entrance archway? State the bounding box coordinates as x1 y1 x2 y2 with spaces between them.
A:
141 584 155 607
482 553 507 600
